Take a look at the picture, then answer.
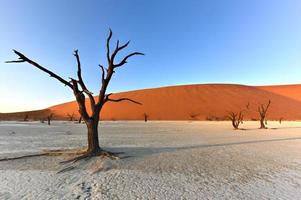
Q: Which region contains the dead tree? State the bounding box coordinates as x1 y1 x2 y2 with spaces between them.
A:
246 102 250 109
144 113 148 122
227 111 244 130
189 113 200 120
227 103 250 130
258 100 271 129
23 114 29 121
47 113 54 125
6 30 143 160
67 113 75 121
279 117 283 124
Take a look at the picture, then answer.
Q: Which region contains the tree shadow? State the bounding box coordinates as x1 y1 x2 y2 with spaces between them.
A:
2 136 301 173
241 126 301 131
269 126 301 130
106 136 301 158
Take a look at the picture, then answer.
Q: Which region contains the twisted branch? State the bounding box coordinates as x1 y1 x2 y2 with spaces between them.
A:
6 50 73 88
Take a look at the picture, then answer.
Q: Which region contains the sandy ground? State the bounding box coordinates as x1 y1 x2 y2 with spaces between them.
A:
0 121 301 200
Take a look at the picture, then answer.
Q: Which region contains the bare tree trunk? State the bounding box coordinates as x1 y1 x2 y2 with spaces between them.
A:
258 100 271 129
232 120 239 130
260 119 266 129
86 119 101 153
24 114 29 121
47 113 53 125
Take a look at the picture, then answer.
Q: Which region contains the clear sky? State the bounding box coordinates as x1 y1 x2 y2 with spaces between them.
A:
1 0 301 112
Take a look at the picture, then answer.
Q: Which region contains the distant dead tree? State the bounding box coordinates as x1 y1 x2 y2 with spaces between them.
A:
67 113 75 121
6 29 143 161
227 111 244 130
189 113 200 120
279 117 283 124
246 102 250 109
47 113 54 125
144 113 148 122
23 114 29 121
227 103 250 130
258 100 271 129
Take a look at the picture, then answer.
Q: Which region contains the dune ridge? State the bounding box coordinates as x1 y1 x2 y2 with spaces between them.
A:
2 84 301 121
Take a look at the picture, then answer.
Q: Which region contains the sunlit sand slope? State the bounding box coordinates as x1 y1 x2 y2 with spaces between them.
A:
48 84 301 120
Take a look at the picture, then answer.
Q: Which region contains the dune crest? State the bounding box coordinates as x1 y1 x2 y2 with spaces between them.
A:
2 84 301 121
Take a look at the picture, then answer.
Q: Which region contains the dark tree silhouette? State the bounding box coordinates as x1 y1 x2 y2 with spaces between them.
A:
246 102 250 109
144 113 148 122
258 100 271 129
227 111 244 130
67 113 75 121
47 113 54 125
78 116 82 124
189 113 200 120
23 114 29 121
6 30 143 161
227 103 250 130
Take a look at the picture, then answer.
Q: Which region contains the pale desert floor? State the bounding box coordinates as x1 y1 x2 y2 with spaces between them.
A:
0 121 301 200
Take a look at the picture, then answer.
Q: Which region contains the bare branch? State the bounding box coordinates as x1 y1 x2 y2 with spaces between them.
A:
104 93 113 101
111 40 131 62
5 60 25 63
117 40 130 51
107 98 142 105
106 94 142 105
106 29 113 63
97 29 143 108
114 52 144 67
116 40 120 49
98 65 105 83
73 50 95 107
69 77 90 119
6 50 73 88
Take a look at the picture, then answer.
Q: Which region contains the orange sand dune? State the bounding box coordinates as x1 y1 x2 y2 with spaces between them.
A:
49 84 301 121
2 84 301 121
258 84 301 102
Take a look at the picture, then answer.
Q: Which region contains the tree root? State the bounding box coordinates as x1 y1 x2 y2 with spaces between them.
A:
60 149 122 164
0 148 125 174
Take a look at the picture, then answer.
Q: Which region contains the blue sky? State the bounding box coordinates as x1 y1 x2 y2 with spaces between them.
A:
1 0 301 112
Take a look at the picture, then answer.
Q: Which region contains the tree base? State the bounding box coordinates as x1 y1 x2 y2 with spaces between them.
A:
259 127 268 129
60 149 121 164
0 148 123 164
